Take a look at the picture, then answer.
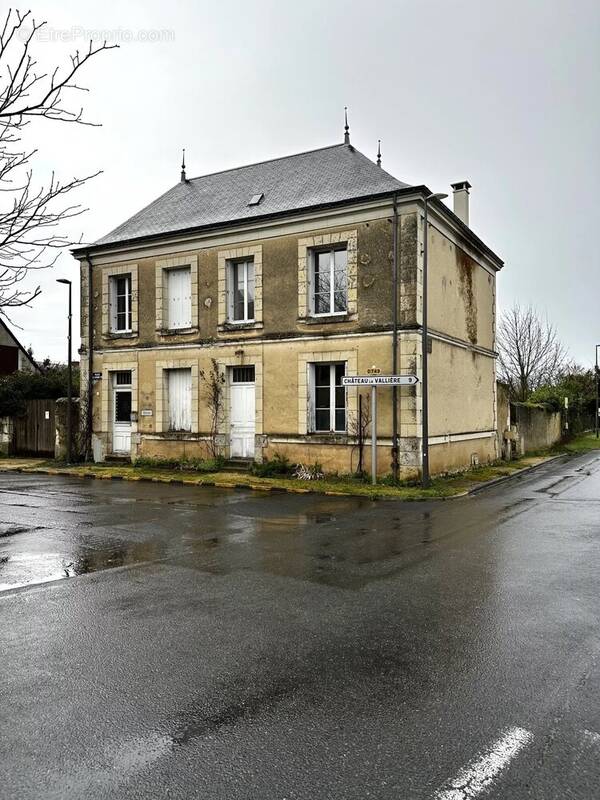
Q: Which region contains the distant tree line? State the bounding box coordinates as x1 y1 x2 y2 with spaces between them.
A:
0 363 79 417
498 304 596 434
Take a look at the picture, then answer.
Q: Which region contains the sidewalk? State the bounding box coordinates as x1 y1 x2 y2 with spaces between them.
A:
0 453 563 501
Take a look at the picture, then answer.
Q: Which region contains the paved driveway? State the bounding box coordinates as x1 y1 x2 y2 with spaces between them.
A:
1 453 600 799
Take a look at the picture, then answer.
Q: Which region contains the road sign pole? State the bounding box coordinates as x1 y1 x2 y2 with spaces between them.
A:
371 384 377 485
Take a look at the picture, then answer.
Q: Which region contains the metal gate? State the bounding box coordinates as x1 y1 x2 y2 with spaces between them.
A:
13 399 56 456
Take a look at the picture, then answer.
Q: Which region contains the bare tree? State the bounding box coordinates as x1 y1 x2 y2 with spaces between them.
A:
497 304 568 401
199 359 225 458
0 8 116 312
348 392 371 474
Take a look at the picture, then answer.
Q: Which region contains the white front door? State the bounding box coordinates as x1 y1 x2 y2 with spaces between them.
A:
112 371 132 454
230 366 255 458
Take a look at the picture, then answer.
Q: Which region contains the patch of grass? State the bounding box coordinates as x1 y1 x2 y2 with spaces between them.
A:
133 455 226 473
556 432 600 455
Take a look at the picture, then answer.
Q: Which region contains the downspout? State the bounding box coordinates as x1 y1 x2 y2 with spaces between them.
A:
391 194 399 481
85 252 93 461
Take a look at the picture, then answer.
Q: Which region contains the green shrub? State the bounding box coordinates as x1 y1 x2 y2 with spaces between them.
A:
250 452 292 477
0 364 80 417
192 456 226 472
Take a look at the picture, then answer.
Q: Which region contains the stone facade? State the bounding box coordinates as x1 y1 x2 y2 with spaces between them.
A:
77 194 501 477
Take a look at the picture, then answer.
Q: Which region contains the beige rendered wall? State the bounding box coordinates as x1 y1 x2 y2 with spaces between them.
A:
0 326 15 347
429 435 497 474
428 339 496 437
426 225 496 350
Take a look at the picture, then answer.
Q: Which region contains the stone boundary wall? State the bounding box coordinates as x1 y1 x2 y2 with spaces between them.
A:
510 401 562 455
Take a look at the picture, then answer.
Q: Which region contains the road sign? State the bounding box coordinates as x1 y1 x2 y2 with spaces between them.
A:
341 374 419 387
91 372 102 381
340 375 419 485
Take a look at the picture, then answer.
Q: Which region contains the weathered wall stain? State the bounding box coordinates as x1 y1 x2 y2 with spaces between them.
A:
399 213 418 326
456 249 478 345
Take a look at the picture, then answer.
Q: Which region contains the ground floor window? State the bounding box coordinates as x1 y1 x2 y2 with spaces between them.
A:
167 368 192 431
231 365 255 383
310 362 346 433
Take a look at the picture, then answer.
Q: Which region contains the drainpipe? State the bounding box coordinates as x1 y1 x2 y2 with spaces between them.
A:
391 194 399 482
85 253 93 461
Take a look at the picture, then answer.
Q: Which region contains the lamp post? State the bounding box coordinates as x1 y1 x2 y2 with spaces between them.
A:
595 344 600 439
56 278 72 462
422 191 448 488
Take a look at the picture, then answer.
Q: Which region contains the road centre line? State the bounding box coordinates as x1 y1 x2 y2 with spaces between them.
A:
433 726 534 800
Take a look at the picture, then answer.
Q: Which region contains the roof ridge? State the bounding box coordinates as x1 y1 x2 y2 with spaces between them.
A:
186 142 348 182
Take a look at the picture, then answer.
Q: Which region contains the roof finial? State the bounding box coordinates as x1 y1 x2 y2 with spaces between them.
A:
180 148 186 182
377 139 382 167
344 106 350 144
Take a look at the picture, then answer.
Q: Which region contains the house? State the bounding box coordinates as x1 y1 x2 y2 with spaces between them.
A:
72 129 503 477
0 318 39 376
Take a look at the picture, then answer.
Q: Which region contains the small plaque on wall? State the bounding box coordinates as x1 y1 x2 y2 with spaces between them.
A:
140 409 153 417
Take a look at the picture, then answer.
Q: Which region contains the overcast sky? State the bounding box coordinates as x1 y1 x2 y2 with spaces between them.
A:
7 0 600 366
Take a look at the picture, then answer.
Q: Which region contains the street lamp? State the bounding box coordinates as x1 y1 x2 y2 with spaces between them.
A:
56 278 72 462
422 191 448 488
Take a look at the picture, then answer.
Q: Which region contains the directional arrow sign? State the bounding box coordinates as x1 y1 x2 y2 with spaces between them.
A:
341 375 419 387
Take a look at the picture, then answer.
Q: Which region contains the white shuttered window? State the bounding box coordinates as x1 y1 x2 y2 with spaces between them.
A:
167 267 192 329
167 368 192 431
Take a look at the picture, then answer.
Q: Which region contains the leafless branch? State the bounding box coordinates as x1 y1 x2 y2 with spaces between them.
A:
0 8 116 309
497 304 569 401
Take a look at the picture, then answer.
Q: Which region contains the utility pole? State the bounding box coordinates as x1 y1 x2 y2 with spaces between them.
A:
391 195 399 481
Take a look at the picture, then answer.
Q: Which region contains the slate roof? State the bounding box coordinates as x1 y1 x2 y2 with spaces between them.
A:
92 143 409 248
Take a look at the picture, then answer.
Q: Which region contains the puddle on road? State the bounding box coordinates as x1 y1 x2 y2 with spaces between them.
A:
0 540 167 593
0 482 467 593
0 552 81 592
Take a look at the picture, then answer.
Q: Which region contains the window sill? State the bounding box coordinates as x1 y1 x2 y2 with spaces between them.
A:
218 321 264 332
306 432 349 444
105 331 137 339
298 314 356 325
158 430 197 439
156 327 199 336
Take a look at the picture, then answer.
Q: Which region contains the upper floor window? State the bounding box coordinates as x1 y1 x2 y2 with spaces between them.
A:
310 247 347 316
228 259 255 323
167 266 192 330
310 362 346 433
109 274 132 333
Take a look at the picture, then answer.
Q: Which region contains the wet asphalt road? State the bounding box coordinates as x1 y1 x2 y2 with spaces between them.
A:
1 453 600 800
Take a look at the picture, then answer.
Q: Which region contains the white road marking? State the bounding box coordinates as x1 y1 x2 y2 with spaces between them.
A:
582 729 600 746
434 726 534 800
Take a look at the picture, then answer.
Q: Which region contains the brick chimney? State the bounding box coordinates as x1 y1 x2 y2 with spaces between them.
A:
451 181 471 226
